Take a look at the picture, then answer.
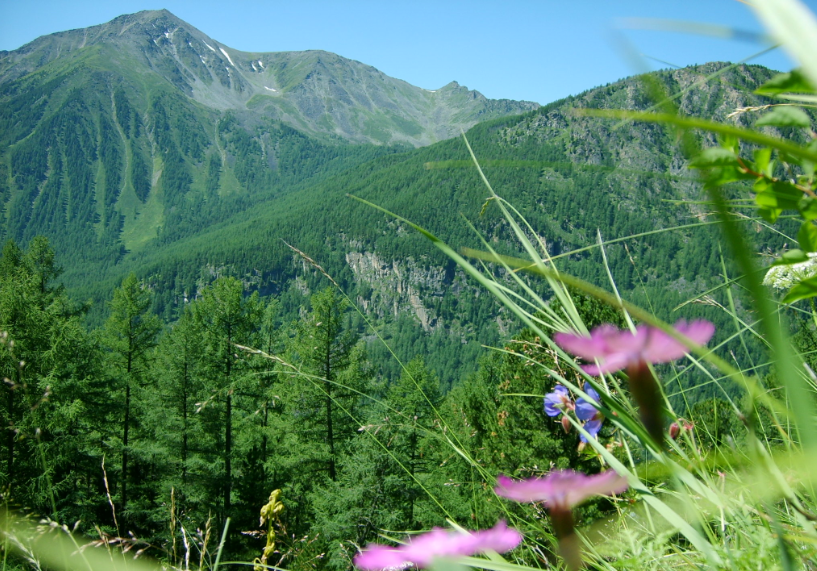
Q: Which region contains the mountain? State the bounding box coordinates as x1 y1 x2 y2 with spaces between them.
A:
0 9 538 272
0 9 538 146
0 9 794 387
22 60 787 388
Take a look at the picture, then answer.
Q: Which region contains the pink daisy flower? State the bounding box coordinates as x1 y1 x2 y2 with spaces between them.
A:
495 470 628 571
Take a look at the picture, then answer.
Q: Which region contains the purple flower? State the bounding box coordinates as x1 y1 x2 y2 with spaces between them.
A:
575 386 603 442
354 521 522 570
554 320 715 376
544 384 574 417
494 469 628 511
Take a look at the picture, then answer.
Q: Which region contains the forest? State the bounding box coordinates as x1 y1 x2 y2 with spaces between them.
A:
1 235 757 569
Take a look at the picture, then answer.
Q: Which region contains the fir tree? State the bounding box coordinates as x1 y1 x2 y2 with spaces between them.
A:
100 273 162 523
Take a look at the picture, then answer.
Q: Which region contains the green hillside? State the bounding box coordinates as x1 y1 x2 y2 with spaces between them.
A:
5 11 817 567
36 62 790 389
0 12 802 389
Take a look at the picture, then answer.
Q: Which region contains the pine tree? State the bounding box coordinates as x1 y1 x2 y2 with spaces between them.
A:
0 237 106 525
291 287 359 481
387 356 442 527
150 304 208 518
192 276 262 523
100 273 162 522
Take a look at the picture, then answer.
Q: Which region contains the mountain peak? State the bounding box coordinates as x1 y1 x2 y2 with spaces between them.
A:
0 10 538 145
107 9 202 36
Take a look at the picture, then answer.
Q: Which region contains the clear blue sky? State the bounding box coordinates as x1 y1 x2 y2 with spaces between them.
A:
1 1 815 105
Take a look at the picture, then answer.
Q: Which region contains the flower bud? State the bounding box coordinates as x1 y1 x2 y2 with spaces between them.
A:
669 422 680 440
561 415 572 433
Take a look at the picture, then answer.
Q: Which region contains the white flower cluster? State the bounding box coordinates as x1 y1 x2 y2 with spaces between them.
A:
763 253 817 290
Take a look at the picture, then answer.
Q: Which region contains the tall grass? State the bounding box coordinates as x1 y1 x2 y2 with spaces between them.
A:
346 0 817 568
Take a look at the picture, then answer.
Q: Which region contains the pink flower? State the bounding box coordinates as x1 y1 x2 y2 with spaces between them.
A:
553 320 715 376
495 470 628 571
354 521 522 570
494 470 628 511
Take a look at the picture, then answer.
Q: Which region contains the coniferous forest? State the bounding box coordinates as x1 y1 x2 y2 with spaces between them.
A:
5 3 817 571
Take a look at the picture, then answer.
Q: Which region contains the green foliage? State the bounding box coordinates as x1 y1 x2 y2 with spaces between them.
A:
0 237 109 528
99 273 162 532
2 61 783 395
192 277 263 525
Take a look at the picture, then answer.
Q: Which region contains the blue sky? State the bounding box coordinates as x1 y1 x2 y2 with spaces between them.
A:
2 1 815 105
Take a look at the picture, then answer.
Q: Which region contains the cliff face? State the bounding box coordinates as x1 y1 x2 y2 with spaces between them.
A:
346 251 449 331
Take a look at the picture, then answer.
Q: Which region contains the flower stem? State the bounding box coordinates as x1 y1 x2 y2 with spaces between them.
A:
628 361 666 448
551 508 582 571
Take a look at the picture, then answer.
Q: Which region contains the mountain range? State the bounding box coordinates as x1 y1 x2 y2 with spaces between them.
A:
0 9 789 386
0 9 538 146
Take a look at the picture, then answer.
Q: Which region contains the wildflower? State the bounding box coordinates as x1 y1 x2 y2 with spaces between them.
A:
553 320 715 376
354 521 522 570
544 384 574 433
544 384 574 416
495 469 627 508
554 320 714 446
495 470 627 571
575 385 603 442
669 422 680 440
669 419 694 440
763 252 817 290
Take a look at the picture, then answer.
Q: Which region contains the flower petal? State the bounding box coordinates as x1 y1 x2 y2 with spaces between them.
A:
354 545 411 570
558 320 715 373
554 326 615 360
355 522 522 570
579 418 602 442
678 319 716 346
495 470 627 510
581 352 631 375
544 384 570 417
564 470 628 506
575 386 600 421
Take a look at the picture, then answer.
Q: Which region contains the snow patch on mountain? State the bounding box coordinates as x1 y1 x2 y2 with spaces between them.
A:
219 47 235 67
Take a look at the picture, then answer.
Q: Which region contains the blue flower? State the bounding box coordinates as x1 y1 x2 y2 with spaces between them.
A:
575 386 603 442
544 384 574 417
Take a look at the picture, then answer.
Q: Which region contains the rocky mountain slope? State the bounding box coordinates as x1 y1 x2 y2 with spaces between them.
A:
30 61 786 387
0 9 538 270
0 9 538 146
